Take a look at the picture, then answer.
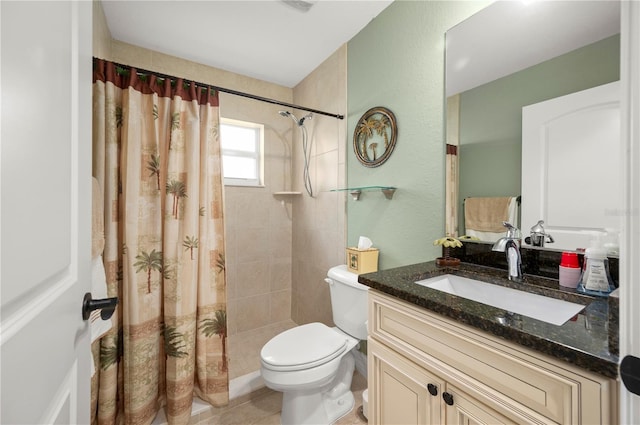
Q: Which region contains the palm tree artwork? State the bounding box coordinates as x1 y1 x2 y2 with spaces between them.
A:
147 154 161 190
369 143 378 161
99 338 118 371
373 115 391 150
200 310 228 372
182 236 199 260
115 106 123 128
133 249 163 293
356 118 376 161
355 115 392 161
162 324 189 358
166 179 187 219
171 112 180 131
353 107 397 167
215 253 225 274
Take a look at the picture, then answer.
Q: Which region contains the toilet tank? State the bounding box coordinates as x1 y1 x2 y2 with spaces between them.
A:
326 265 369 340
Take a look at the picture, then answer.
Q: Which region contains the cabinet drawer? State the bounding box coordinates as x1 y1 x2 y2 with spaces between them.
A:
369 291 614 424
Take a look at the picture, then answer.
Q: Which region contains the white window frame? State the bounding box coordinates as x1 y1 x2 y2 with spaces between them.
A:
220 117 264 187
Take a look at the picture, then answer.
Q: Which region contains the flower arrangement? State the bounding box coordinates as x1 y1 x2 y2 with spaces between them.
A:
433 235 463 266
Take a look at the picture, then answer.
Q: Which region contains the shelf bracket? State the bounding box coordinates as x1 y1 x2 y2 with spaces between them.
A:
350 190 362 201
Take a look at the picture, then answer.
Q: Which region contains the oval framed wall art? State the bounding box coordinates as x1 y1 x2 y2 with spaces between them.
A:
353 106 398 168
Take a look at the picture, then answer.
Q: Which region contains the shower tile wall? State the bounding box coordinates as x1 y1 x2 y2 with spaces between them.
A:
291 46 348 326
224 186 294 336
221 89 299 340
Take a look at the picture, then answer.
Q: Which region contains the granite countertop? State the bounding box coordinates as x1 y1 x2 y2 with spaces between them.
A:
358 261 619 379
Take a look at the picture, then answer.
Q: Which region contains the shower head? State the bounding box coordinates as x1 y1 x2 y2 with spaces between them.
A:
299 113 313 126
278 110 312 127
279 110 299 125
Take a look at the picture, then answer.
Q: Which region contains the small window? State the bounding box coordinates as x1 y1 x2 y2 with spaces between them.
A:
220 118 264 187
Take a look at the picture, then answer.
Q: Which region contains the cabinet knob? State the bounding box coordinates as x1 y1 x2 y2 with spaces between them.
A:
442 392 454 406
427 383 438 396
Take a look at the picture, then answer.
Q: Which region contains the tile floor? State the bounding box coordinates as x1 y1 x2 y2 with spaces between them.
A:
227 320 298 380
155 320 368 424
200 319 368 425
191 371 368 425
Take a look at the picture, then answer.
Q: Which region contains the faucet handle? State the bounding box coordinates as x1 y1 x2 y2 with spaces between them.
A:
530 220 546 234
502 222 520 239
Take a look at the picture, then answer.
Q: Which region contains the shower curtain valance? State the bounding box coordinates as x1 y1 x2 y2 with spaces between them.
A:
93 57 344 120
93 58 219 105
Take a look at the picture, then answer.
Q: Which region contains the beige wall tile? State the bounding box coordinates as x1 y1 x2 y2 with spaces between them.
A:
236 260 270 298
291 45 347 327
227 298 239 336
236 294 271 332
270 260 291 292
270 290 291 323
269 225 292 261
236 227 270 264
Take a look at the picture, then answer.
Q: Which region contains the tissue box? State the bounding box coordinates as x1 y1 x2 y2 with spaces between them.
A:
346 247 379 274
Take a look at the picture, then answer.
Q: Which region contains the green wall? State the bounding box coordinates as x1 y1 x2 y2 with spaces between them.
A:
458 35 620 232
346 1 490 269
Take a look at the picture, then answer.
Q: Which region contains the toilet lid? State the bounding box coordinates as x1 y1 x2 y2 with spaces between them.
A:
261 323 347 371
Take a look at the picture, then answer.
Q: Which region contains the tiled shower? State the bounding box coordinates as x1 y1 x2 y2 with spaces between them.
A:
224 45 348 395
95 0 348 405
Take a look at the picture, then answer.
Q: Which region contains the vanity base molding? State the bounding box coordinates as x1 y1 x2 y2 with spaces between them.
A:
368 291 618 425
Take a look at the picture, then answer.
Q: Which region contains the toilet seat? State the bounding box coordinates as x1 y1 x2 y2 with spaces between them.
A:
261 323 347 372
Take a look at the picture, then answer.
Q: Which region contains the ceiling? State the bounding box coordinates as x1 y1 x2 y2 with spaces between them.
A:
101 0 394 88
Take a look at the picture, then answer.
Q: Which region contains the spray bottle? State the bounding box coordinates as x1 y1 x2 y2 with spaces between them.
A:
576 231 615 297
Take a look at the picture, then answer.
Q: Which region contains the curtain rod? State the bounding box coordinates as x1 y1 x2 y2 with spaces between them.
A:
105 59 345 120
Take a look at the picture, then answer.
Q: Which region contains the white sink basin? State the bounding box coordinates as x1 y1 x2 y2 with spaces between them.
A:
415 274 585 326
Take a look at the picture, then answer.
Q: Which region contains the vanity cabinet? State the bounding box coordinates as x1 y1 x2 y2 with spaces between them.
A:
367 291 618 425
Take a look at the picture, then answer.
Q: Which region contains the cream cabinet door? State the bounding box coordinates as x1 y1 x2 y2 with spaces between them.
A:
369 339 444 425
443 384 516 425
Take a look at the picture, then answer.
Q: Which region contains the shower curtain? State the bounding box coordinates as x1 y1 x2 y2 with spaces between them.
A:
91 58 228 425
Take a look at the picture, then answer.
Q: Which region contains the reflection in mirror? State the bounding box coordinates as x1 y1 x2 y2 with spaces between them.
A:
444 0 620 252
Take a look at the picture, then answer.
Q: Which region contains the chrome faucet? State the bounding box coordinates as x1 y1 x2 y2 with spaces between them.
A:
525 220 554 247
492 222 523 282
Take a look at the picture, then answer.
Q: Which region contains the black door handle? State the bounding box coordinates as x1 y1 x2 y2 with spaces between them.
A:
621 355 640 396
82 292 118 320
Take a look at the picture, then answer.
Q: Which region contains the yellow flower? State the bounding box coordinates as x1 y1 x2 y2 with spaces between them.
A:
433 236 463 248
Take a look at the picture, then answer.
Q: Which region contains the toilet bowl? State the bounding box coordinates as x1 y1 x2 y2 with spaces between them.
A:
260 265 369 425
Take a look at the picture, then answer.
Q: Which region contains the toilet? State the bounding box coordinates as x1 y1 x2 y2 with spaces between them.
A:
260 265 369 425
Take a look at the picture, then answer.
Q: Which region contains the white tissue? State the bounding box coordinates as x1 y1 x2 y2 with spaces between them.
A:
358 236 373 250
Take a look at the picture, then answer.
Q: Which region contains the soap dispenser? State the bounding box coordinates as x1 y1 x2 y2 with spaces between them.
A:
576 232 615 297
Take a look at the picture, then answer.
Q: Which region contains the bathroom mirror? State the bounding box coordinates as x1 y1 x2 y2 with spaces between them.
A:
444 0 620 251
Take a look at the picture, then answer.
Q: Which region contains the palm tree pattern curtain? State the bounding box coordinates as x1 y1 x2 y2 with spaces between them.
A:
92 58 228 425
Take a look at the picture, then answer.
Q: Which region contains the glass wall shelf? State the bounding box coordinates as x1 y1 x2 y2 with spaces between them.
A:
330 186 397 201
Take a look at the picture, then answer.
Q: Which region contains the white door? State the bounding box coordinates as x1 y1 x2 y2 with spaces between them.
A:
521 81 621 252
620 2 640 423
1 1 92 423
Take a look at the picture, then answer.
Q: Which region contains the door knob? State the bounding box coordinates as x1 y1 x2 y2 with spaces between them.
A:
82 292 118 320
621 355 640 396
